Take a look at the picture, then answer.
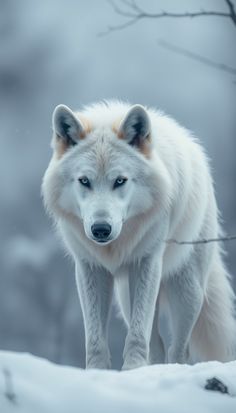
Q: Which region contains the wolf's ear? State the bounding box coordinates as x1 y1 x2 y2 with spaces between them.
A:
52 104 85 146
118 105 150 147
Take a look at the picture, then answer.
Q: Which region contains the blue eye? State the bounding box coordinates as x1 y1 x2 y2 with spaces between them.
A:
78 177 91 188
113 177 127 189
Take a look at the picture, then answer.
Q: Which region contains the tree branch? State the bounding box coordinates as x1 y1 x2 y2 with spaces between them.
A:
166 234 236 246
158 39 236 75
102 0 236 35
225 0 236 25
3 368 17 405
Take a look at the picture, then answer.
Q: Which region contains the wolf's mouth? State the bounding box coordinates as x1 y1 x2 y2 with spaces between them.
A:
91 237 113 245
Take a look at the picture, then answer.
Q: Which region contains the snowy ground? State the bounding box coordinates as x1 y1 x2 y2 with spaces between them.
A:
0 352 235 413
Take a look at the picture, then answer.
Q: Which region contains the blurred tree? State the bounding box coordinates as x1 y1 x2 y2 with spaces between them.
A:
104 0 236 76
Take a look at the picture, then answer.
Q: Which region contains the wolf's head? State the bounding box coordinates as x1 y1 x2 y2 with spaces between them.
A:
42 102 170 246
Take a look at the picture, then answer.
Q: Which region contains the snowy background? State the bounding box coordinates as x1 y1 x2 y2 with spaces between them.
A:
0 0 236 371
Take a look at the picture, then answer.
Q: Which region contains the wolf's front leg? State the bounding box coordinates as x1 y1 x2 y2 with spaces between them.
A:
75 261 114 369
122 255 162 370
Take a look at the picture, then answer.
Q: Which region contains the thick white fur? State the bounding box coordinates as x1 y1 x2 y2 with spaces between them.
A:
42 100 236 369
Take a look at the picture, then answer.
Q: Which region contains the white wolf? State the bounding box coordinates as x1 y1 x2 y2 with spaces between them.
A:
42 100 235 369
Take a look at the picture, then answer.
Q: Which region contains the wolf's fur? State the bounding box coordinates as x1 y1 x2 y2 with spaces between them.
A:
42 100 236 369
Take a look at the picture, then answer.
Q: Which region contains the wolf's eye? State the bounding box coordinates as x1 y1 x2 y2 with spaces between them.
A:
78 177 91 188
113 176 127 189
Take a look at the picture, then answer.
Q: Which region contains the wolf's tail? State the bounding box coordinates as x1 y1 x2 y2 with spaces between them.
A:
190 257 236 362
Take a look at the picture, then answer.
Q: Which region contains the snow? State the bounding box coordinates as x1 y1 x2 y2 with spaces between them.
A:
0 352 235 412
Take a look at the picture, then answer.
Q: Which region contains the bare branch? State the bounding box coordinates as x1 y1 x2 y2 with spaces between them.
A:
99 15 140 36
3 368 17 405
225 0 236 25
166 234 236 246
158 39 236 75
108 0 137 18
103 0 236 35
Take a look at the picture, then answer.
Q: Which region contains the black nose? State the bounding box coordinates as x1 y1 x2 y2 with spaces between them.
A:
91 222 112 241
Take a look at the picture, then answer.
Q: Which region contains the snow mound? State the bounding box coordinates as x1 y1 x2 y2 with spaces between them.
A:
0 351 235 413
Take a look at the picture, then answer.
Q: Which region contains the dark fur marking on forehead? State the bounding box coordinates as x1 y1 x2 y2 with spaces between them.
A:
101 135 105 144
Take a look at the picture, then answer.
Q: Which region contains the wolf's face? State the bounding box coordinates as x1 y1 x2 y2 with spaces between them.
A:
63 140 155 245
43 103 165 245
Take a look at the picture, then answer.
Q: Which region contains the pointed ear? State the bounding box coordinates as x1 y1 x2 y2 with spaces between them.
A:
52 104 85 146
118 105 150 147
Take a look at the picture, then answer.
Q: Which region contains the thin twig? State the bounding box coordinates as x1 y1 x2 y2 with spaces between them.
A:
225 0 236 25
158 39 236 75
166 235 236 246
99 15 140 36
102 0 236 35
3 368 17 405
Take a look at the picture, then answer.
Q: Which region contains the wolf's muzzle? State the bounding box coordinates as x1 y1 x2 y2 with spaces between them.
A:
91 222 112 242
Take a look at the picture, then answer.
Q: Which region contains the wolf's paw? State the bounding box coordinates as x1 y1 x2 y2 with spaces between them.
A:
86 348 111 369
122 335 148 370
122 356 147 371
122 333 149 370
167 345 189 364
86 358 111 369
